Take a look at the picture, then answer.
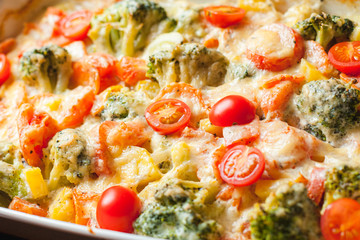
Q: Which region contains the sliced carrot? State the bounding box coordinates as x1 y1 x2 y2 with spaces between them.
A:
295 173 309 185
155 82 209 110
203 38 219 49
0 38 16 54
91 124 112 176
71 54 120 94
22 23 38 35
101 120 151 150
92 120 151 175
304 40 336 77
45 7 66 18
17 104 59 167
211 145 227 181
340 73 360 91
71 61 100 93
260 80 295 119
216 185 234 201
261 74 305 89
307 167 326 205
9 197 47 217
56 86 95 129
115 56 147 86
72 189 100 225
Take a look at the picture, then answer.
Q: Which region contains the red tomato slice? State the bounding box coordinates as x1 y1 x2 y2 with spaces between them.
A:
97 186 141 233
204 6 246 28
218 145 265 187
0 54 10 85
328 41 360 76
321 198 360 240
145 99 191 135
246 23 304 71
60 10 92 41
210 95 256 127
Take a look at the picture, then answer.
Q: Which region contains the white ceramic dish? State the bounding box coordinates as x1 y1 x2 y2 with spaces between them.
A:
0 207 158 240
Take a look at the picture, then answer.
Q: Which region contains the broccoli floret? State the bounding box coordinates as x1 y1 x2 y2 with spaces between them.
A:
323 165 360 209
20 44 72 93
0 161 27 199
174 8 207 42
88 0 175 57
134 180 222 240
99 87 147 121
250 183 322 240
295 79 360 144
44 129 91 190
226 63 254 82
147 43 229 88
293 12 355 50
101 93 130 121
0 142 27 199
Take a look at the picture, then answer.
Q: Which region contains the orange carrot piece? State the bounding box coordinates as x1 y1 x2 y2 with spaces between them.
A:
9 197 47 217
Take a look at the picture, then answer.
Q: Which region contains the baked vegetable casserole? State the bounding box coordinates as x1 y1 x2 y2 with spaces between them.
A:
1 0 360 239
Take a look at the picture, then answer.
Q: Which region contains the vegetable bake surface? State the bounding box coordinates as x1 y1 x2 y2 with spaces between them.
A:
1 0 360 239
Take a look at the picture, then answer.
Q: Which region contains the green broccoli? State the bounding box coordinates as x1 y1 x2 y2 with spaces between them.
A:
0 142 27 199
323 165 360 209
134 180 222 240
88 0 176 57
99 87 147 121
295 79 360 144
0 161 27 199
147 43 229 88
44 129 91 190
293 12 355 50
20 44 72 93
250 183 322 240
174 8 208 42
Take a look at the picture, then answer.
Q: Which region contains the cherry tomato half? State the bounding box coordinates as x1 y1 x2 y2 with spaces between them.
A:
145 99 191 135
218 145 265 187
0 54 10 85
321 198 360 240
60 10 92 41
328 41 360 76
209 95 256 127
204 6 246 28
96 186 141 233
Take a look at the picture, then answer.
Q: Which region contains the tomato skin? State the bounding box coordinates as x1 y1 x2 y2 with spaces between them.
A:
60 10 92 41
0 54 11 85
145 99 191 135
218 145 265 187
97 186 141 233
328 41 360 76
209 95 256 127
321 198 360 240
204 6 246 28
